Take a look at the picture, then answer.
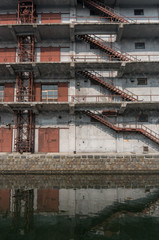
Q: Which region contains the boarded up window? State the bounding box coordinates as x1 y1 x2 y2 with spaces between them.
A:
37 189 59 212
40 47 60 62
58 82 68 102
4 83 14 102
39 128 59 153
0 14 17 24
0 48 16 63
0 128 12 152
41 13 61 23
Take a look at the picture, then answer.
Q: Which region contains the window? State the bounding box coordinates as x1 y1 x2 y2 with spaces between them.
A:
137 78 147 85
42 85 58 102
0 86 4 102
90 44 98 49
90 10 96 15
135 42 145 49
134 9 144 15
143 146 149 152
138 114 148 122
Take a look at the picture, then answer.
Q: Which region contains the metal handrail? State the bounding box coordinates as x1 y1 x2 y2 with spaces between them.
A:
82 70 139 100
90 34 140 62
85 0 134 23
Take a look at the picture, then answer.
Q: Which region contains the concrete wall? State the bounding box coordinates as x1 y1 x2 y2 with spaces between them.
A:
0 4 159 154
59 187 153 216
1 5 159 24
1 110 159 154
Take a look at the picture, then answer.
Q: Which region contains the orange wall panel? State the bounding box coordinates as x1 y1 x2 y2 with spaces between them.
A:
0 190 10 213
58 82 68 102
39 128 59 153
37 189 59 212
0 14 17 24
41 13 61 23
0 128 12 152
40 47 60 62
34 83 41 101
4 83 14 102
0 48 16 63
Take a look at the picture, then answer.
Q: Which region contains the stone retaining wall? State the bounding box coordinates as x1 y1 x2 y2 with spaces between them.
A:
0 153 159 173
0 174 159 189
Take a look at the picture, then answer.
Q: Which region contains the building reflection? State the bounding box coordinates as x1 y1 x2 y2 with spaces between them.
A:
0 187 159 239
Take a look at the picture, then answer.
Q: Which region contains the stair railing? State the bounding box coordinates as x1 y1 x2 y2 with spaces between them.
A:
85 0 134 23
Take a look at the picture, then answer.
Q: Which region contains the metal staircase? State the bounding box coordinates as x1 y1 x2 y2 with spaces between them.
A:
77 34 138 61
83 110 159 145
78 71 138 101
80 0 131 23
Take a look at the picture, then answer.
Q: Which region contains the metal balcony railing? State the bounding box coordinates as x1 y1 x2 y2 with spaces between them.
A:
0 15 159 24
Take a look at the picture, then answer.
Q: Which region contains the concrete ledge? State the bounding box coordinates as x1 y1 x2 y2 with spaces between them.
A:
0 153 159 173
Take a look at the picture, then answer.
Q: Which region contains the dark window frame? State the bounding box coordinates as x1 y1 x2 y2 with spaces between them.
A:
134 9 144 15
135 42 145 49
138 114 148 122
143 146 149 152
90 9 97 16
137 78 147 85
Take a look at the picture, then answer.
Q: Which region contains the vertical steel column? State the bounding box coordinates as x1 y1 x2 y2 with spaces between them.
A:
15 111 35 153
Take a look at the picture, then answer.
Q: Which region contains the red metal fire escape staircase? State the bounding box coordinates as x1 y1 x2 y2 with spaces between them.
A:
81 0 131 23
83 110 159 145
78 71 138 101
18 0 36 23
15 0 36 153
77 34 139 62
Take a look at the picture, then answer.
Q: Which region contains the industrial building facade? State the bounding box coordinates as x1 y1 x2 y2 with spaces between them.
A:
0 0 159 154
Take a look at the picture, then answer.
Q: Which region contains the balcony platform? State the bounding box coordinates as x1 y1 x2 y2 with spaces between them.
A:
0 101 159 114
0 61 159 79
0 22 158 43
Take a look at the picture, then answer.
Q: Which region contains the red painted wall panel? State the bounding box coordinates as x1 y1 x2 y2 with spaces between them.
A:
37 189 59 212
58 82 68 102
34 83 41 101
39 128 59 153
0 190 10 213
0 14 17 24
4 83 14 102
0 128 12 152
41 13 61 23
40 47 60 62
0 48 16 63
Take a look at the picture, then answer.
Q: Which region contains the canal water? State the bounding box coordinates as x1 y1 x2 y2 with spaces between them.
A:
0 174 159 239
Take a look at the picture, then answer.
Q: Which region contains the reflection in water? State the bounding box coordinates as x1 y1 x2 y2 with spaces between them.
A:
0 176 159 239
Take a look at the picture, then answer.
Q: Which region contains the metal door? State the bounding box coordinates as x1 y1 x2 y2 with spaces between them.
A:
40 47 60 62
39 128 59 152
0 128 12 152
